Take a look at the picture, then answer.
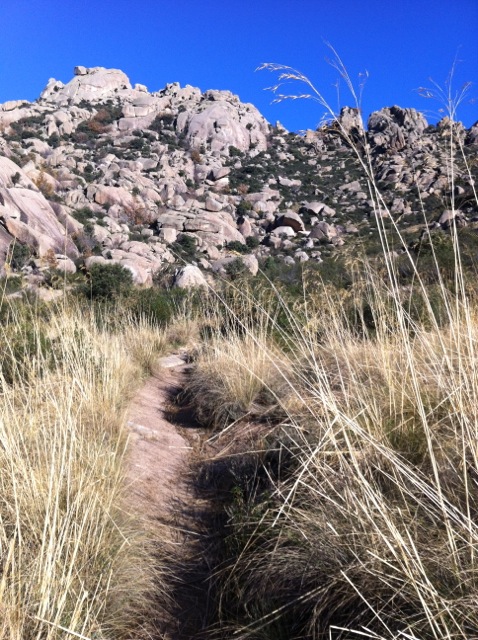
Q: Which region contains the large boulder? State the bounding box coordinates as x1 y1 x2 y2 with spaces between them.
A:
300 202 336 217
466 121 478 146
368 106 428 152
0 157 78 261
309 221 339 242
176 91 268 154
87 185 136 210
40 67 132 105
336 106 364 139
0 156 35 188
1 190 79 258
211 254 259 276
184 212 245 246
275 210 305 233
438 209 466 229
84 255 154 286
173 265 208 289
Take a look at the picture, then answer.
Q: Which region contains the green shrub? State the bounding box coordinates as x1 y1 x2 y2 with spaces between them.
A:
225 258 248 280
149 113 175 133
0 320 54 386
81 263 133 300
127 287 194 326
225 240 251 254
170 234 198 261
48 133 60 148
229 145 243 157
246 236 260 249
129 137 144 150
0 276 22 294
236 200 253 216
10 242 32 271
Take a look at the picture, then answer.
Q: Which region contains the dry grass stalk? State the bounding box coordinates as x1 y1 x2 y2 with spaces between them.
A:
0 301 169 639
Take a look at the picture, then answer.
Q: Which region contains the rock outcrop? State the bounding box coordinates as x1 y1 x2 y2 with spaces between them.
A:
0 157 78 273
368 106 428 151
0 65 476 288
40 67 132 105
173 265 208 289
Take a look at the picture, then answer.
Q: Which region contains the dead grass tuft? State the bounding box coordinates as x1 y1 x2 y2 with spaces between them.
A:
0 300 169 639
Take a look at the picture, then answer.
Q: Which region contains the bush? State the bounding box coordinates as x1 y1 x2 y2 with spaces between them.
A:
170 234 198 261
81 263 133 300
129 137 144 150
33 171 55 199
190 148 202 164
9 242 32 271
225 240 251 254
236 200 253 216
225 257 248 279
229 145 243 157
48 133 60 148
72 207 96 224
246 235 260 249
127 287 193 326
0 275 22 294
149 113 175 133
0 318 54 385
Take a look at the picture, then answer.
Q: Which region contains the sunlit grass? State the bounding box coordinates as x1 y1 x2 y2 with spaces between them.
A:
178 56 478 638
0 299 168 639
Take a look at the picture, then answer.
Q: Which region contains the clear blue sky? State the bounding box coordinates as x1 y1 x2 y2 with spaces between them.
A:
0 0 476 131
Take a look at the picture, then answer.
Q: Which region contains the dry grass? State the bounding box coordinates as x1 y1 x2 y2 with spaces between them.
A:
182 53 478 633
186 280 478 639
184 293 297 430
0 299 169 639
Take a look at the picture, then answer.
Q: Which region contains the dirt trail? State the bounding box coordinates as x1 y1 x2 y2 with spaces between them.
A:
124 352 272 639
125 353 193 535
125 352 206 639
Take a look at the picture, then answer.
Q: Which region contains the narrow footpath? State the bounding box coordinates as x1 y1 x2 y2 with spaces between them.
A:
125 352 204 640
124 352 275 639
126 353 192 533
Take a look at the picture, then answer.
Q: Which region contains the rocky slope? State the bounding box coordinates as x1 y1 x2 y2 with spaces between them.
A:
0 66 476 291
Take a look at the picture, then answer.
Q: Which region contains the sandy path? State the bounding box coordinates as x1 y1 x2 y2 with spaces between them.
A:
124 353 196 639
124 353 215 639
125 353 192 537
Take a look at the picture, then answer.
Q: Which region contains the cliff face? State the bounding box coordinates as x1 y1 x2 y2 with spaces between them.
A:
0 66 476 288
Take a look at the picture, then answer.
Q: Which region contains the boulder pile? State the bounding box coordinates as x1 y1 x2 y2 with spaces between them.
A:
0 66 475 289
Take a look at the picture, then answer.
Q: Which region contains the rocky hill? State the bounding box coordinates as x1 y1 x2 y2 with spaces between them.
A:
0 66 477 294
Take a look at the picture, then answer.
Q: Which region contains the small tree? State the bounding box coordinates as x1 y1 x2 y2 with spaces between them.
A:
83 263 133 300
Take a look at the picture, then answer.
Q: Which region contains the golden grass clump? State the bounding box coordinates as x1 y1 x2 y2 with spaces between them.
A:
173 54 478 633
185 273 478 638
0 300 167 639
185 293 298 430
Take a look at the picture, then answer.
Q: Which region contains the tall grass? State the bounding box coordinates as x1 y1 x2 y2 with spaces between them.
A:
0 298 168 639
185 273 478 639
182 58 478 638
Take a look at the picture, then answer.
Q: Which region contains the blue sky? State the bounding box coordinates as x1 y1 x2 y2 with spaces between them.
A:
0 0 476 131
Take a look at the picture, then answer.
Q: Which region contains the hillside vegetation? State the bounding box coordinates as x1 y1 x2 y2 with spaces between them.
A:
0 64 477 295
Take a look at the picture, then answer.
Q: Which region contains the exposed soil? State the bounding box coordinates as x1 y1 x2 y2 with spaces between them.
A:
124 353 279 639
125 353 194 534
124 351 237 640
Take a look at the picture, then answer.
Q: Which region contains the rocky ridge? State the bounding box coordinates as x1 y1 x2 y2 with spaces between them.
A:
0 66 476 291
